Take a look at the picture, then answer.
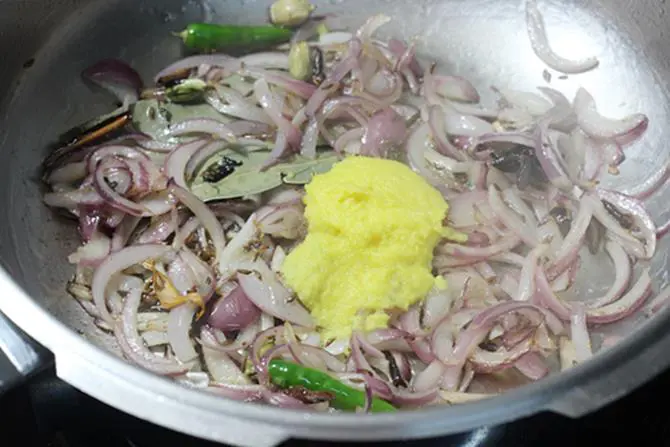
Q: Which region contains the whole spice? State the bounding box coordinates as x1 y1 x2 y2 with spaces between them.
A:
269 0 315 27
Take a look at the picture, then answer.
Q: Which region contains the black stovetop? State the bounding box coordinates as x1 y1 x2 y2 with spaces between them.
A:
1 365 668 447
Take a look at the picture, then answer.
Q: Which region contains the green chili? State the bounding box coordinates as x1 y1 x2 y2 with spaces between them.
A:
268 359 397 413
177 23 293 52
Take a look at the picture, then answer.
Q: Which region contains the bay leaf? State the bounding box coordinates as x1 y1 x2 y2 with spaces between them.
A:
131 99 231 142
280 150 340 184
190 149 283 201
190 147 340 201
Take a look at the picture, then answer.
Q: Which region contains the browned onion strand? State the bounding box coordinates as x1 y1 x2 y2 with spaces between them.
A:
41 7 670 412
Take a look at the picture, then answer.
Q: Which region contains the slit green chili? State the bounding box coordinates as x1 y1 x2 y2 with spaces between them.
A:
176 23 293 52
268 359 397 412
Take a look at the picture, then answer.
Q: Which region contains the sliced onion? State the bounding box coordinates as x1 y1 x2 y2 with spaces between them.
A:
167 118 238 142
558 337 577 371
570 303 592 362
448 302 546 368
154 54 238 82
141 330 169 347
501 319 540 350
412 360 446 392
356 14 391 53
327 37 364 86
118 134 180 153
431 318 455 363
359 373 394 401
425 151 472 186
488 185 539 247
93 159 146 216
164 138 210 188
199 321 260 355
43 188 104 209
208 285 261 331
586 241 632 308
390 386 438 407
111 216 141 252
398 305 423 335
514 352 549 380
164 259 195 303
537 87 572 111
264 390 312 409
137 312 170 332
334 127 364 154
349 334 376 374
536 267 652 324
82 59 143 105
366 329 414 352
238 52 289 70
437 234 521 264
433 76 480 103
595 188 656 259
404 124 447 188
573 88 648 143
387 38 422 77
427 106 466 161
178 249 214 300
473 132 536 152
443 108 494 137
587 194 646 258
533 125 573 190
184 141 237 183
364 68 397 96
525 0 599 74
362 381 374 413
206 86 274 125
251 326 288 378
241 67 317 99
496 88 553 116
238 271 314 328
167 303 198 363
47 161 87 184
124 158 151 194
498 274 520 299
586 269 652 324
138 191 175 217
361 107 407 156
86 145 152 173
515 244 548 301
115 276 189 375
168 182 226 271
300 117 319 159
354 331 386 359
533 268 570 320
92 244 172 324
209 383 264 402
546 198 593 279
254 78 302 148
199 327 249 385
67 232 111 267
470 338 534 373
137 212 178 245
441 391 493 404
422 288 453 331
443 190 488 228
448 101 499 119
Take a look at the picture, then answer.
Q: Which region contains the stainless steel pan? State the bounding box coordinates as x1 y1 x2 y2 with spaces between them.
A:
1 0 670 445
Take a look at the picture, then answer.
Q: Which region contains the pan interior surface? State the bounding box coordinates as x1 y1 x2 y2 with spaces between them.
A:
0 0 669 415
